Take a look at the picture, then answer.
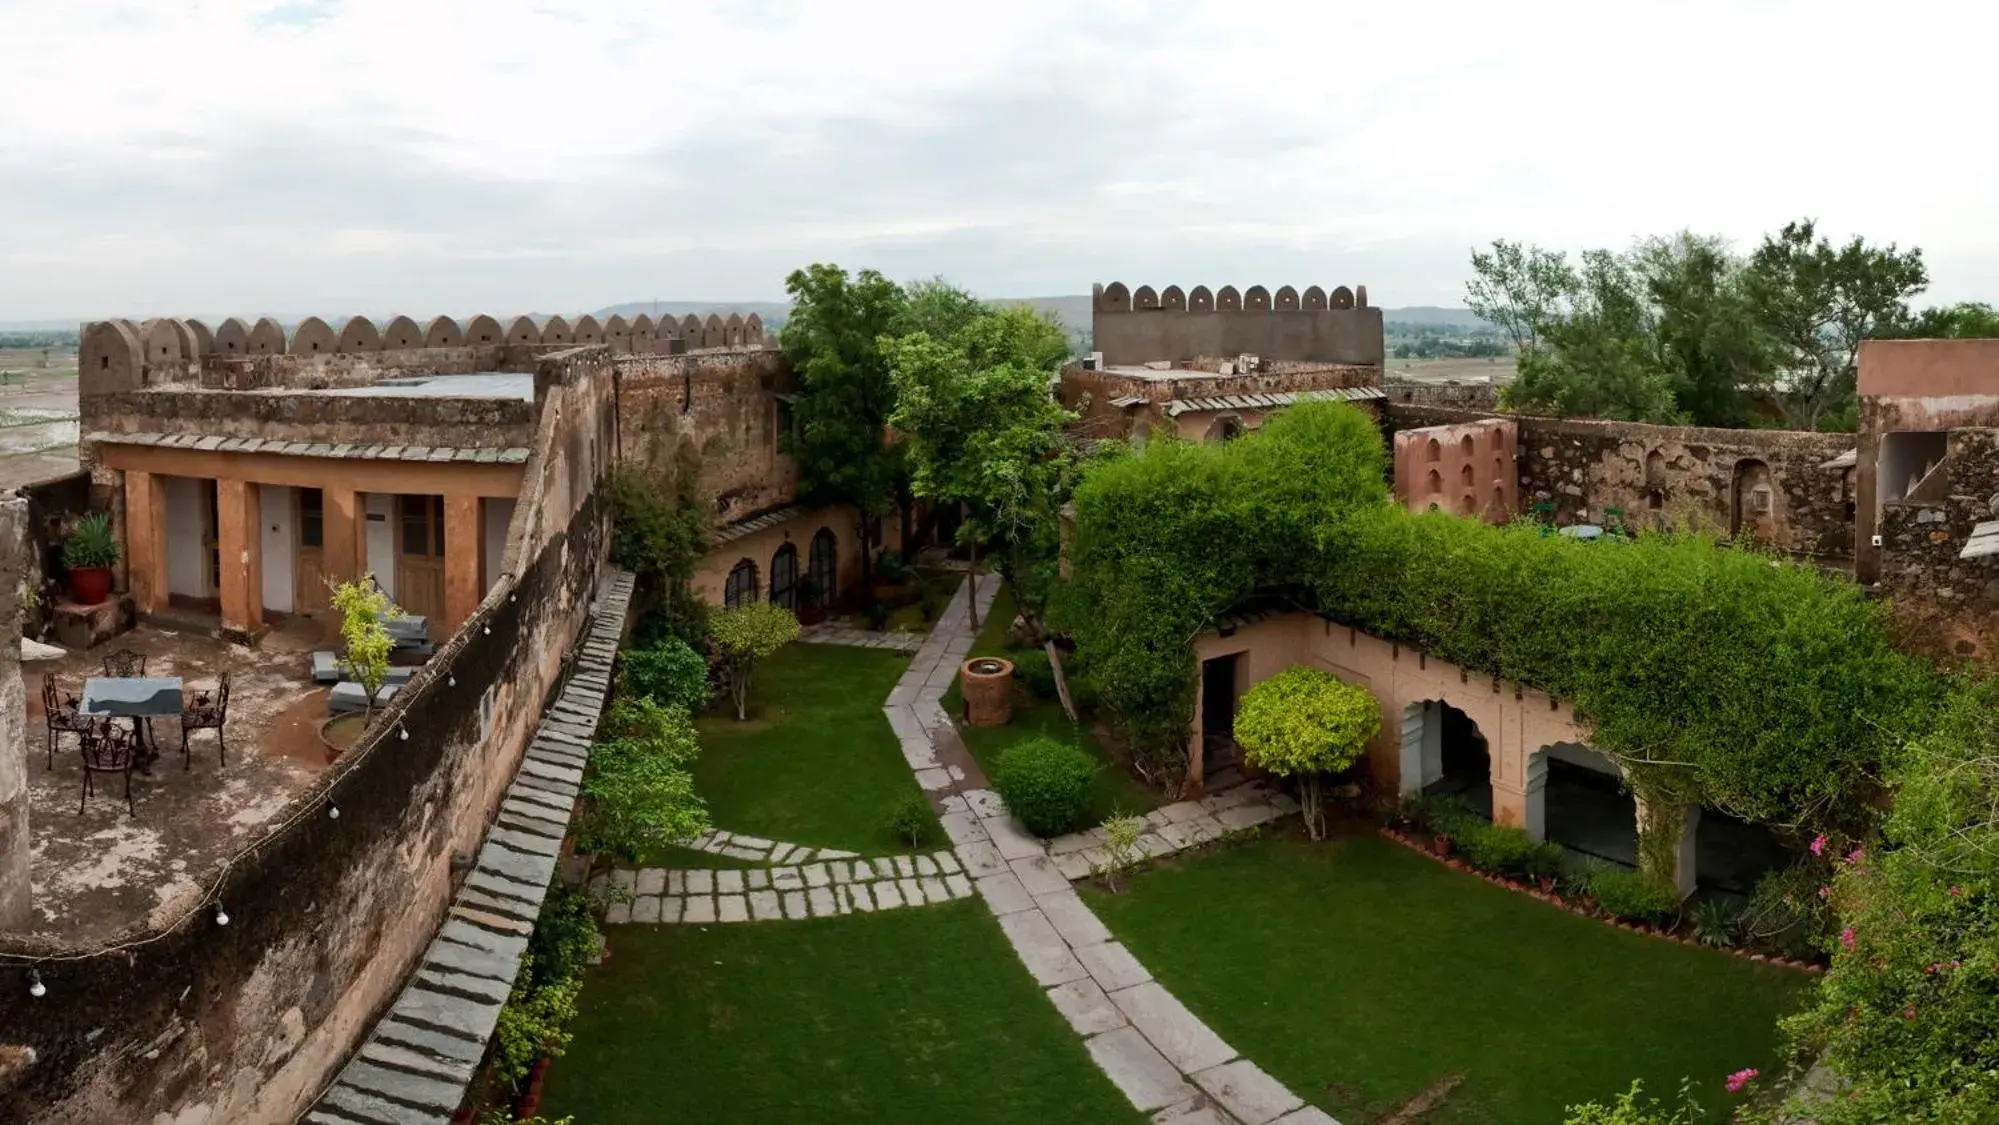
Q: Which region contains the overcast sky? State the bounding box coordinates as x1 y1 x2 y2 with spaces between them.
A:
3 0 1995 322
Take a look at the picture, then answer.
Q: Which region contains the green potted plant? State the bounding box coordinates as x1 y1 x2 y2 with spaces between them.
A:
63 512 120 606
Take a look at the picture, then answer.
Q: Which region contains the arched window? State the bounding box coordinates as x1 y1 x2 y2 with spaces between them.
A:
1426 438 1442 463
770 543 799 611
807 528 837 610
1426 468 1443 496
1460 435 1475 460
724 559 758 608
1460 462 1475 487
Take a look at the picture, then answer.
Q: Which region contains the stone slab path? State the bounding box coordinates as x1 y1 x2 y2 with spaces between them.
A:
598 849 976 924
892 579 1334 1125
798 621 926 653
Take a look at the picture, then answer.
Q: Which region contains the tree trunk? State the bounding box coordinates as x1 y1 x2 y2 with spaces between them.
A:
1045 640 1078 723
732 663 752 721
857 514 875 589
1301 774 1323 841
966 540 982 631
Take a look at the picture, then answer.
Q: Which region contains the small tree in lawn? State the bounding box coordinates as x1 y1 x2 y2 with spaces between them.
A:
708 602 801 721
330 576 394 720
1232 668 1378 841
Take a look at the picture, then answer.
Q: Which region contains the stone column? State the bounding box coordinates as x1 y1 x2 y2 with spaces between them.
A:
442 492 482 636
215 478 263 640
325 488 362 588
1 498 31 930
1519 750 1548 841
1635 794 1701 900
123 469 169 614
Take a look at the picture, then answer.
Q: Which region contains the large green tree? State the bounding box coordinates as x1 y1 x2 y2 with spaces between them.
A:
1900 300 1999 339
780 264 908 583
887 299 1075 629
1493 248 1682 423
1743 218 1928 430
1633 232 1777 429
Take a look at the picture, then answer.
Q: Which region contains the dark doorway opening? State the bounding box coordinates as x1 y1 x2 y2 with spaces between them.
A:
1421 701 1492 818
1201 654 1241 775
1545 756 1637 868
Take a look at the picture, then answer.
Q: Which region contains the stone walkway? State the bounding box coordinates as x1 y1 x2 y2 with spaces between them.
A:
891 579 1333 1125
599 849 975 924
798 621 926 653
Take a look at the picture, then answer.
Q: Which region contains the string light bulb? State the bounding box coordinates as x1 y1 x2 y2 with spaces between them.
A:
482 625 491 635
328 805 340 820
213 904 230 927
27 969 45 998
448 675 457 687
399 727 410 741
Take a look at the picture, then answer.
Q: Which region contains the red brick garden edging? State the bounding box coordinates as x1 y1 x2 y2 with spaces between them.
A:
1375 826 1823 974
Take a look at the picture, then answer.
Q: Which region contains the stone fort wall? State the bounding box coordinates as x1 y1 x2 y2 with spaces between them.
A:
1382 403 1856 559
0 349 618 1124
1090 281 1385 368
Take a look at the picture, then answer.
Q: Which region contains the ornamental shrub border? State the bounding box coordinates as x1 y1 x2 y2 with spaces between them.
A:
1376 826 1822 974
1060 401 1941 841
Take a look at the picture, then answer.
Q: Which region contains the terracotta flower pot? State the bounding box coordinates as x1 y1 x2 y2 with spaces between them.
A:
68 566 112 606
1431 835 1453 857
960 657 1015 727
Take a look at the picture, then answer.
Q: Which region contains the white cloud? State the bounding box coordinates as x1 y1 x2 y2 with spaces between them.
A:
0 0 1994 319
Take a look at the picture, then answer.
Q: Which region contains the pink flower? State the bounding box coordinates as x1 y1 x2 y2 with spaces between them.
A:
1845 846 1865 865
1840 926 1857 951
1817 885 1831 900
1726 1068 1760 1094
1904 1006 1918 1020
1810 834 1828 856
1950 885 1963 896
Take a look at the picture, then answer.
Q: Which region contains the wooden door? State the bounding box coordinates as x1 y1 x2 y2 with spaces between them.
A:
200 480 221 598
395 494 445 632
294 488 329 615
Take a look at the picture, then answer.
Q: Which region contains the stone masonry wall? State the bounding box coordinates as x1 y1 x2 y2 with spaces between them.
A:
1381 381 1501 412
1382 404 1856 558
1061 362 1378 442
78 388 536 453
0 500 27 933
1877 427 1999 657
0 349 616 1124
615 347 799 524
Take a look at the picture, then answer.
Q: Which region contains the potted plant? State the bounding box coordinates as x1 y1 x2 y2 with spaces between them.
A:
1431 832 1454 857
796 583 828 627
63 512 120 606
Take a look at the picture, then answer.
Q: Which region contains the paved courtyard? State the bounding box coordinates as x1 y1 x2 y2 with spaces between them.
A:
18 619 333 944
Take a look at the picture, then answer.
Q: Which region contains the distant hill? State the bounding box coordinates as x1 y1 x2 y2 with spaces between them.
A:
1381 306 1489 329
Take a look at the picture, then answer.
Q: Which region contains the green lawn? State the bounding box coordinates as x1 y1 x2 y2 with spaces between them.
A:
946 585 1161 824
542 900 1146 1124
673 643 929 855
1084 832 1809 1123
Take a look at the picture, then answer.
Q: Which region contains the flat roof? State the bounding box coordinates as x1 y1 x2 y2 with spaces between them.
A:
321 372 534 402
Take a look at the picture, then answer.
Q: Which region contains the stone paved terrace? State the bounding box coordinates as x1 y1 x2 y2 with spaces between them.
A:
307 569 634 1125
18 618 334 945
796 620 926 654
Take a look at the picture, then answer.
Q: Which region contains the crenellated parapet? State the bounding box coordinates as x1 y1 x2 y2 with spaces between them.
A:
79 311 771 395
83 311 767 364
1091 281 1382 368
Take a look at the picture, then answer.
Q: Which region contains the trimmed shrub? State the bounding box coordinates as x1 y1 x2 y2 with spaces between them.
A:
1457 821 1562 881
993 736 1097 837
1233 667 1379 839
1589 868 1681 923
620 638 710 713
1009 647 1057 699
887 795 933 848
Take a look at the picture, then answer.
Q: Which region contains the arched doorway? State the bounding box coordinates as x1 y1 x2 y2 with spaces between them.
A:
1692 807 1788 897
803 531 835 611
1731 458 1776 540
1536 742 1636 866
807 528 837 611
770 542 798 611
1400 699 1491 818
724 559 758 608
